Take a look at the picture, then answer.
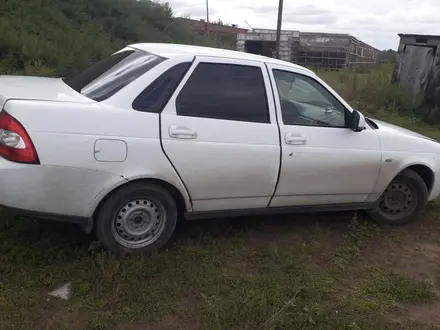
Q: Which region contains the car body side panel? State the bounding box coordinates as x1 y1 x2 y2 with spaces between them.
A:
3 100 192 217
366 152 438 203
0 157 124 218
160 56 281 212
265 62 382 206
365 126 440 202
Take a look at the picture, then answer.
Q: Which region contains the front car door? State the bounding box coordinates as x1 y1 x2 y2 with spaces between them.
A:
266 63 382 207
160 57 280 212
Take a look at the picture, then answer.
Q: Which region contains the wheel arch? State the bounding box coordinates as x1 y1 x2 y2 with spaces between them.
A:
92 177 190 225
403 164 434 192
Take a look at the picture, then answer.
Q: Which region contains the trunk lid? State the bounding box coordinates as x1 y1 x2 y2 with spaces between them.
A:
0 76 94 108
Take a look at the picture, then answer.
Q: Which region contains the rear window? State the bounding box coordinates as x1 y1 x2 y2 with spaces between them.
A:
64 49 166 101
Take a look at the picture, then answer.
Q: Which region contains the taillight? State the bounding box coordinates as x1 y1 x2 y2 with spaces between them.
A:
0 111 40 164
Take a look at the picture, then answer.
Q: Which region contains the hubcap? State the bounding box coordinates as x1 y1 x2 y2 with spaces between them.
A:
378 182 416 220
111 199 166 248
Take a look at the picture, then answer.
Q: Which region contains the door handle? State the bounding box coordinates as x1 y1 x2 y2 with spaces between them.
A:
169 125 197 139
285 133 306 145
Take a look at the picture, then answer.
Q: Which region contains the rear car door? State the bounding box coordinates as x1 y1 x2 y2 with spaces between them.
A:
266 63 382 207
160 57 280 212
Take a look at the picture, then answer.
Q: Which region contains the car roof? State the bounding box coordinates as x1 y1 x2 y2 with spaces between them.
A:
129 43 315 75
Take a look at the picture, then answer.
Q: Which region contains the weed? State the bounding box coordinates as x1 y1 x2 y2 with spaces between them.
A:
334 214 380 268
361 269 436 304
316 64 417 119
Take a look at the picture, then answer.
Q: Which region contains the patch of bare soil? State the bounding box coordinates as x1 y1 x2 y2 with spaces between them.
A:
393 242 440 327
371 240 440 283
242 212 355 249
397 243 440 281
373 231 440 327
222 212 356 272
39 300 86 329
122 317 200 330
404 303 440 327
120 294 201 330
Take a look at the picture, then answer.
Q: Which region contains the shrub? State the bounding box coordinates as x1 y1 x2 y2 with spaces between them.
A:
0 0 231 77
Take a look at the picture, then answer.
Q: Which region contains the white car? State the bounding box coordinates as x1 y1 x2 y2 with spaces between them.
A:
1 43 440 254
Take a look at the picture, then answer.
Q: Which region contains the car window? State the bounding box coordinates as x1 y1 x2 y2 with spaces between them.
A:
176 63 270 123
133 62 192 113
64 49 166 102
273 69 347 128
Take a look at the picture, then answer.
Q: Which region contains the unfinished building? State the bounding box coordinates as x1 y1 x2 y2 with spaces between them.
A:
236 30 379 69
297 33 378 69
236 29 300 62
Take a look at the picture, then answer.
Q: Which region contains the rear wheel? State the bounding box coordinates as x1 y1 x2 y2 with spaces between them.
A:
95 183 177 255
366 169 429 225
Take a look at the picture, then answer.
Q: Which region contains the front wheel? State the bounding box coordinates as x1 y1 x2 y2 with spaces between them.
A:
95 183 178 255
366 169 429 225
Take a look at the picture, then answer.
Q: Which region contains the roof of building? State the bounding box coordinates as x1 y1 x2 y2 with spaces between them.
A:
299 32 380 51
176 18 248 34
130 43 314 74
301 32 350 38
398 33 440 39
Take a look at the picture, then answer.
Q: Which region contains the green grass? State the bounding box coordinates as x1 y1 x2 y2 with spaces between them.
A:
1 206 440 329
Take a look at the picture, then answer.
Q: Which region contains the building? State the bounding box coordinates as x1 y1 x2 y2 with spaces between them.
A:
236 29 300 62
297 33 379 69
397 33 440 53
237 30 380 69
176 18 247 37
393 33 440 110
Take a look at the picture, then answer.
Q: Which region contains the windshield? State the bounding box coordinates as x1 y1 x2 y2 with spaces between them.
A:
64 49 166 101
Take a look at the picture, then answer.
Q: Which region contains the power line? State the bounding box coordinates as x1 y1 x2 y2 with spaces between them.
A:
245 21 263 40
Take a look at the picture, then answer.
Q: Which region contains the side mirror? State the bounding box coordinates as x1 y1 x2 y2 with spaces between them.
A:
351 110 366 132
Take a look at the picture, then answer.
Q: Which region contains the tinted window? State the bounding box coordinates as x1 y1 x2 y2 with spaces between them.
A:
133 62 192 113
64 49 165 101
273 69 347 128
176 63 270 123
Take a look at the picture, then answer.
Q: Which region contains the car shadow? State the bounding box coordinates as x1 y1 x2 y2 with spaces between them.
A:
0 210 362 259
172 210 360 244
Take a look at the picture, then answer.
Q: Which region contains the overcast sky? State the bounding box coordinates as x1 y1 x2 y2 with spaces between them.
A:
169 0 440 50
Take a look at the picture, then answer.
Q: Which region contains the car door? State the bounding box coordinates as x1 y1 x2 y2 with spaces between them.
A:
266 63 382 207
160 57 280 212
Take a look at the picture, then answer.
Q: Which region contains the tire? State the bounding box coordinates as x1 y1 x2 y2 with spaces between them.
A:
366 169 429 225
95 183 178 255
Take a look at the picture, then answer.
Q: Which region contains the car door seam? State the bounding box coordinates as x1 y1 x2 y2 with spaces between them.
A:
158 57 196 209
264 62 283 207
367 132 385 202
159 112 194 209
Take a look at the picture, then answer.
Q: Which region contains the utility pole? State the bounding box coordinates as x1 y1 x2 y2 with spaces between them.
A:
275 0 284 59
205 0 210 35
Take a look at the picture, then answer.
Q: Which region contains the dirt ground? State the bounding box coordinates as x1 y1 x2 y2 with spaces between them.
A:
1 201 440 329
